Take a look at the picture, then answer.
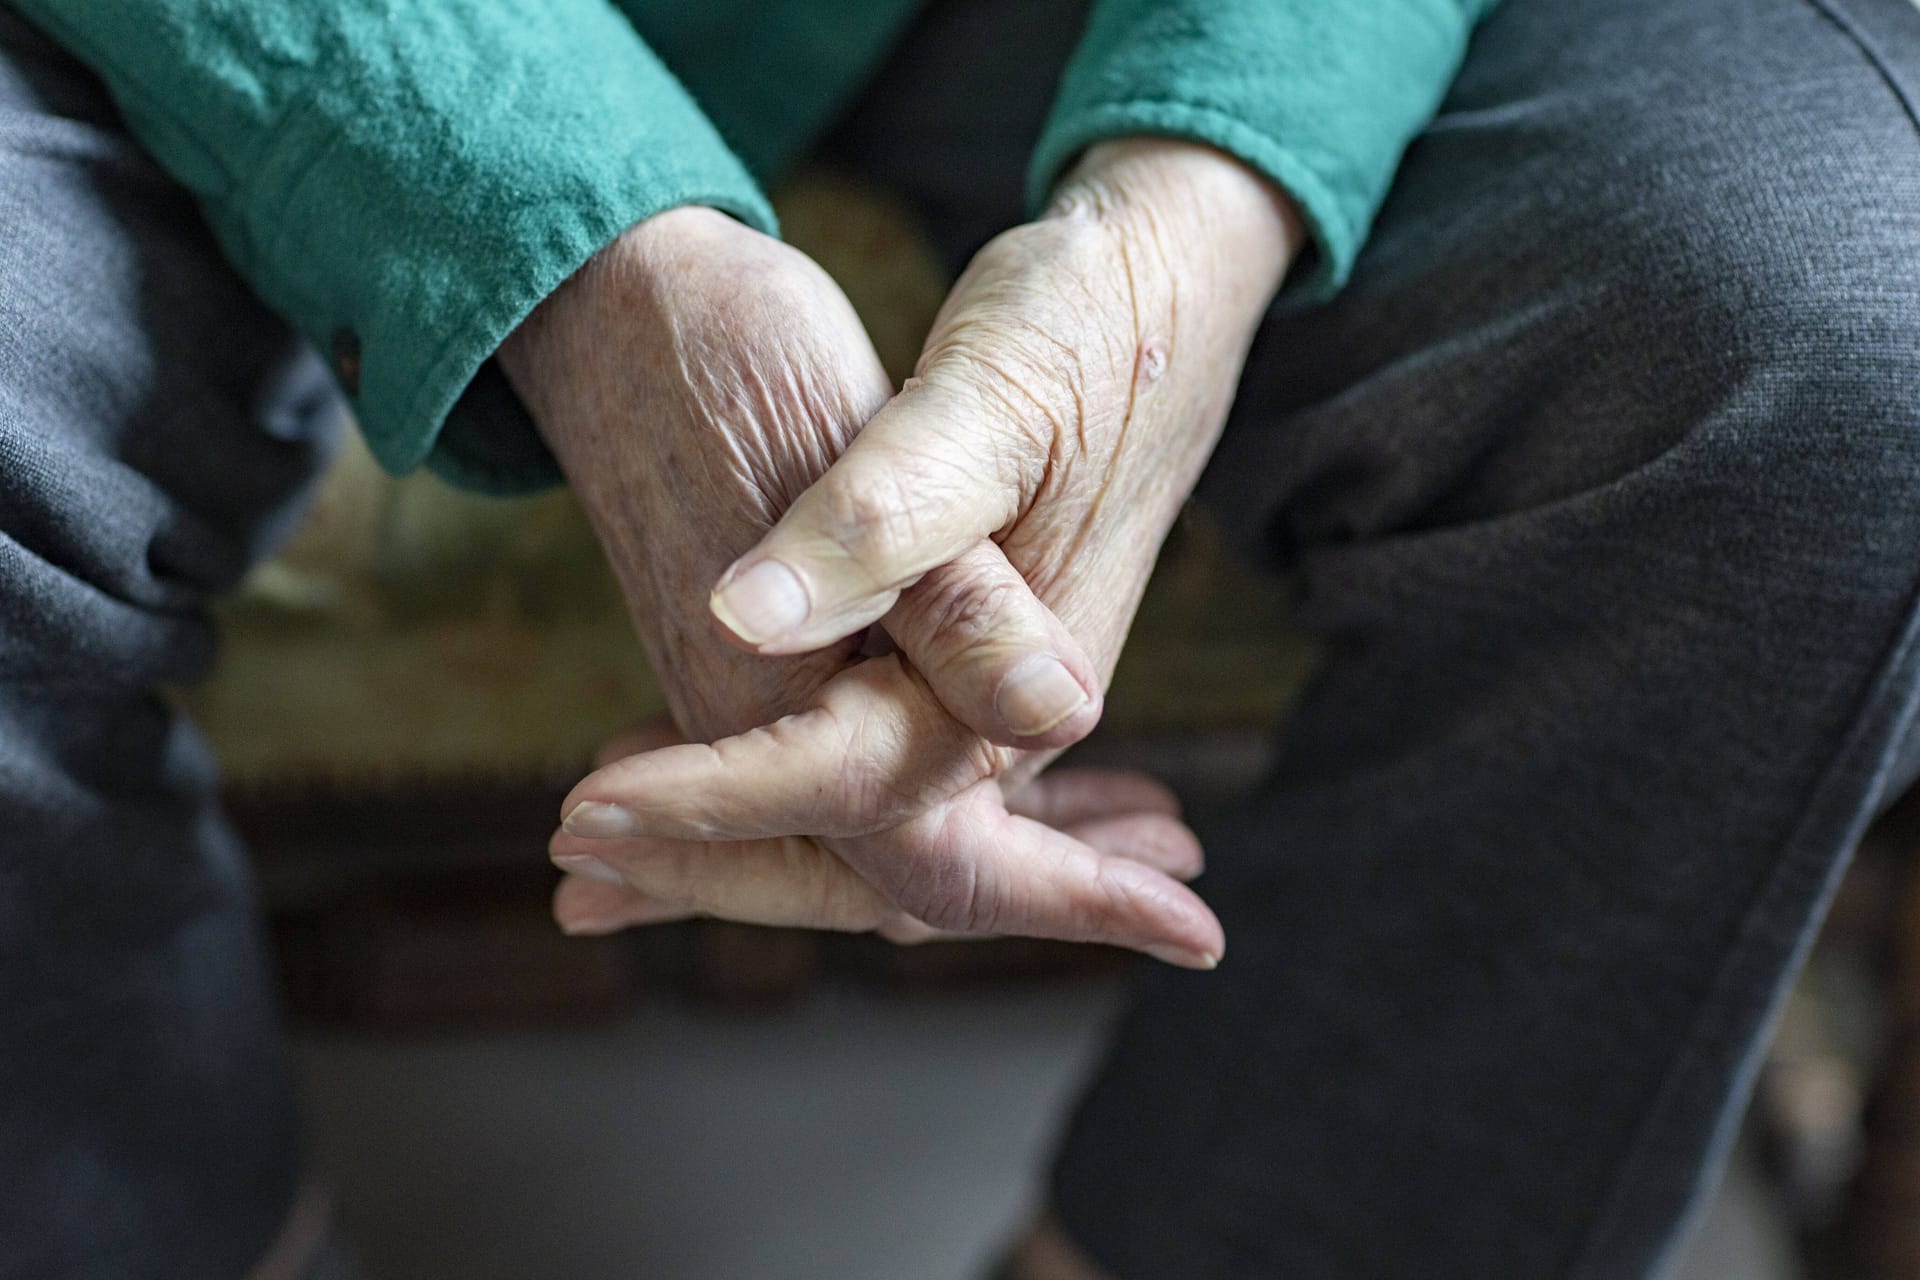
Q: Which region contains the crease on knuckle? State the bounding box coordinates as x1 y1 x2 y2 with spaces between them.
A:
821 464 925 585
810 690 925 830
893 844 992 936
966 736 1017 786
1087 851 1162 939
621 840 708 909
915 572 1025 666
786 835 868 929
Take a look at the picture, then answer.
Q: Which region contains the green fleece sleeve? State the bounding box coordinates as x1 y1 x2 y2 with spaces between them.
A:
11 0 777 492
1030 0 1502 305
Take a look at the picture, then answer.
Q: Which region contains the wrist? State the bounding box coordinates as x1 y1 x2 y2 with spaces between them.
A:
1046 139 1304 322
498 204 753 429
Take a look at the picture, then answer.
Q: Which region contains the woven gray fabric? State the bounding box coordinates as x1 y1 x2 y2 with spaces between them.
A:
836 0 1920 1272
0 10 337 1277
1057 0 1920 1274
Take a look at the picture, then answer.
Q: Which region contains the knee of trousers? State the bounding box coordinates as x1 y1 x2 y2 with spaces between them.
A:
1605 185 1920 587
1607 171 1920 603
1216 34 1920 591
0 22 341 688
0 179 337 688
1459 7 1920 548
1442 0 1920 515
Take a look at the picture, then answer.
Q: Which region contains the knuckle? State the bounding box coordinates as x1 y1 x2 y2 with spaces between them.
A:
876 914 939 946
822 466 921 582
818 872 883 933
814 701 914 824
621 841 706 908
916 572 1027 660
789 837 864 927
890 847 995 936
819 660 997 821
846 760 932 830
1089 854 1162 936
965 735 1018 786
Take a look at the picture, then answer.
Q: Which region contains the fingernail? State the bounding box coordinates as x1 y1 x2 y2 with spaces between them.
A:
552 853 626 884
1144 944 1220 971
995 655 1090 737
711 559 810 645
562 801 642 839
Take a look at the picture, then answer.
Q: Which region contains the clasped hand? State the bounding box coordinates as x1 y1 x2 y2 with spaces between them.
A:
500 141 1301 969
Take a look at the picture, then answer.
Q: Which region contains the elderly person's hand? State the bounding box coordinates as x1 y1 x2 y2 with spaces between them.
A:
499 205 1221 964
553 141 1303 965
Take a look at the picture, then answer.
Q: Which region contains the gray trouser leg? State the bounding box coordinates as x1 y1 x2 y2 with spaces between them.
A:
1043 0 1920 1276
823 0 1920 1272
0 12 339 1278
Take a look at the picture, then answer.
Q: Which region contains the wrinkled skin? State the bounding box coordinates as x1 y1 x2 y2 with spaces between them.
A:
539 141 1302 966
499 190 1245 963
502 208 871 739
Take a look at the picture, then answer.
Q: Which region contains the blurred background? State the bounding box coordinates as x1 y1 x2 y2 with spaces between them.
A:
191 172 1911 1280
293 974 1799 1280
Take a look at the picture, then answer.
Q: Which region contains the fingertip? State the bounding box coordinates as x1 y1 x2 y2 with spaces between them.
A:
551 871 630 933
1070 814 1205 880
1005 768 1183 827
993 654 1100 746
561 801 642 839
709 556 812 648
1099 855 1226 968
552 872 692 935
1143 943 1223 971
710 561 905 657
552 852 626 884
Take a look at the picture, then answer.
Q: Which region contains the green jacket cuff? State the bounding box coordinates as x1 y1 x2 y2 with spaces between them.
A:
14 0 778 494
1028 0 1500 307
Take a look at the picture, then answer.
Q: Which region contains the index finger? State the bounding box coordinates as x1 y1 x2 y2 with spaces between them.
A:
558 654 1005 843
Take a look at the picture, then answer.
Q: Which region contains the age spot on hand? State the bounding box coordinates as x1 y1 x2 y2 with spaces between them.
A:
1136 343 1168 384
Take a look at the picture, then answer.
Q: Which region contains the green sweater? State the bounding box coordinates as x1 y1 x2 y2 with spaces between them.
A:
11 0 1499 492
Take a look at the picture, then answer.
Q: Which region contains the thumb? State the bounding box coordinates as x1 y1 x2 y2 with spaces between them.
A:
707 377 1040 655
